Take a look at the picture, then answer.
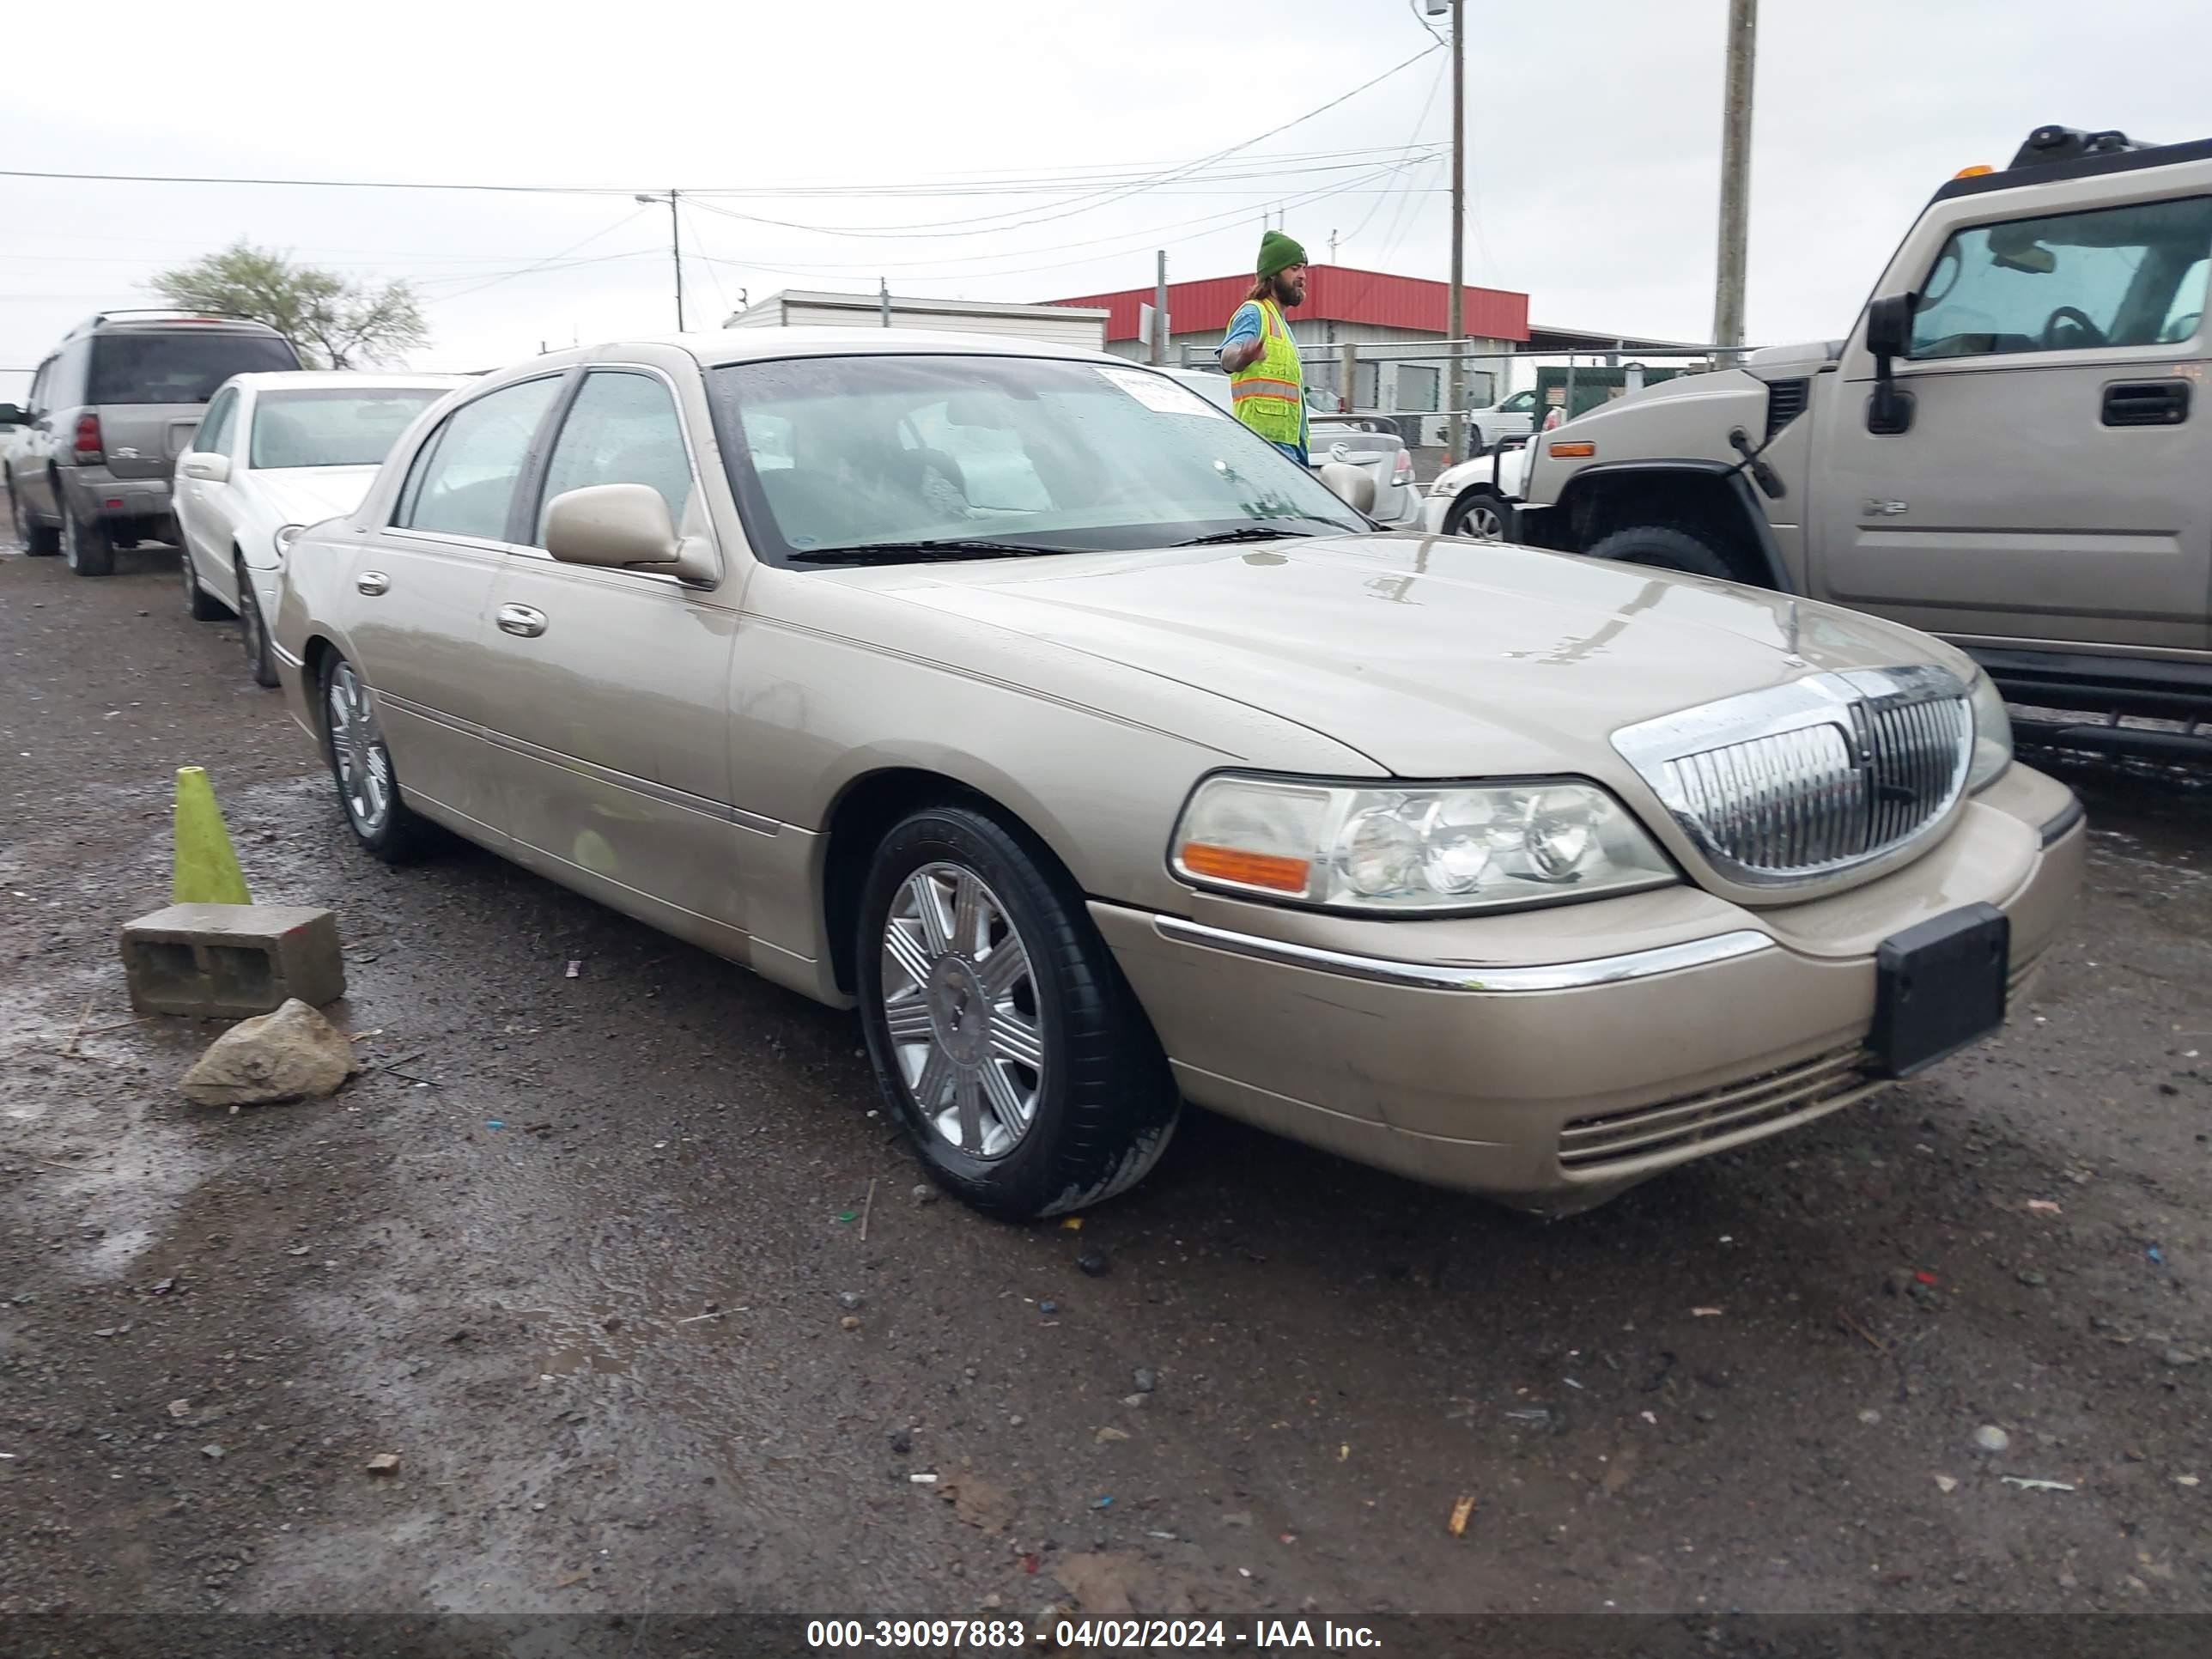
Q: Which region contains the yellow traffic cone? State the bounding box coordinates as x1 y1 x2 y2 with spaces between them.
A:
173 766 252 906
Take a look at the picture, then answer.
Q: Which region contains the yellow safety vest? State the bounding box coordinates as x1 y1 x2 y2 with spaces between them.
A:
1229 298 1304 447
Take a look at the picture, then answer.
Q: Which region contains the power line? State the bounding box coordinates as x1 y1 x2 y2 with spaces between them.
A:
678 44 1443 241
416 210 659 304
0 46 1439 228
706 157 1437 289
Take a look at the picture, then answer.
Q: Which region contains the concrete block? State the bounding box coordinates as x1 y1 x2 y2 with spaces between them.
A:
121 903 345 1018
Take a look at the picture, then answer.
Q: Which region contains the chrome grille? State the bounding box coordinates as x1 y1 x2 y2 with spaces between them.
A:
1613 665 1973 885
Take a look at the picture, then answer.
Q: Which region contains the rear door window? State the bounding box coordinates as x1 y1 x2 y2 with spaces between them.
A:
396 376 563 542
88 331 301 404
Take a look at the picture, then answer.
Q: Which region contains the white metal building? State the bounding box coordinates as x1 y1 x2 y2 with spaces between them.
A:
722 290 1109 350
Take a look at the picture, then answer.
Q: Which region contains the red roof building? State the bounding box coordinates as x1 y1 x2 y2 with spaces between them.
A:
1045 264 1528 349
1044 264 1528 421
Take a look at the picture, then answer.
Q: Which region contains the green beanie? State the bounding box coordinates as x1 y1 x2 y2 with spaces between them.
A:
1257 229 1307 278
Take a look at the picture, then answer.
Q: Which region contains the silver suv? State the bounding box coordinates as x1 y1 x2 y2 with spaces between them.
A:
3 311 301 575
1509 125 2212 758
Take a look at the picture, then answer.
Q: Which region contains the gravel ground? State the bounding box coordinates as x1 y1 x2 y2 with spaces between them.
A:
2 526 2207 1624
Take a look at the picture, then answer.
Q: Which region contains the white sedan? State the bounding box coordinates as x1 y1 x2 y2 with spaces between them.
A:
175 371 466 684
1420 437 1530 539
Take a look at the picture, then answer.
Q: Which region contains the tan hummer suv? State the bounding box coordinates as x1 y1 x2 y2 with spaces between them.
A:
1511 125 2212 758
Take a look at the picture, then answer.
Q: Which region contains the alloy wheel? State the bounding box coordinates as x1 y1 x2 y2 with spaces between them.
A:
878 862 1044 1159
325 661 392 835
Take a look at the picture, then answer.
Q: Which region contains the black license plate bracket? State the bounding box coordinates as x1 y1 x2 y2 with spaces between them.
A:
1871 902 2010 1079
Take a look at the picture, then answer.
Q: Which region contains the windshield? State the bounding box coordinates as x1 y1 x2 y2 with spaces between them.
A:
706 353 1366 564
88 331 299 404
250 387 447 469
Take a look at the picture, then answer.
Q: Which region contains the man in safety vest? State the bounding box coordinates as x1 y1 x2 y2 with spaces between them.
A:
1218 230 1310 464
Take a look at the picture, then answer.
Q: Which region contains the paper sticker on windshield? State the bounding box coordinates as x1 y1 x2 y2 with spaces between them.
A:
1097 366 1229 418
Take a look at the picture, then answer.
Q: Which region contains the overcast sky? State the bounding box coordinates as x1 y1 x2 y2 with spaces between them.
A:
4 0 2208 398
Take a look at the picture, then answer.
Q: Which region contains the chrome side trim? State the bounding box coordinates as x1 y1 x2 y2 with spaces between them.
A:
1152 916 1774 994
2038 795 2087 848
271 641 303 668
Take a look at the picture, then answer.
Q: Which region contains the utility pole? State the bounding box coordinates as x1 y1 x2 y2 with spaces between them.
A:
1443 0 1467 464
1712 0 1757 349
1152 250 1169 366
636 190 684 331
880 276 891 327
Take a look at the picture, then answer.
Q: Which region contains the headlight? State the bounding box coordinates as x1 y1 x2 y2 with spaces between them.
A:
274 523 305 557
1966 672 2013 792
1170 775 1677 915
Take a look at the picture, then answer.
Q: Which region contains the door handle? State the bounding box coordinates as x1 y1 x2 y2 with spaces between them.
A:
2101 380 2190 427
356 571 391 596
495 603 548 638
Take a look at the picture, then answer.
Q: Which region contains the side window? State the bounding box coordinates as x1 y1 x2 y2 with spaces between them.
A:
28 362 51 415
395 376 562 541
196 390 240 458
532 370 694 543
49 339 91 410
1909 195 2212 360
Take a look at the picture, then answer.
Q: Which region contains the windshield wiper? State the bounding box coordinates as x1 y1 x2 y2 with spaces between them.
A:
787 538 1075 564
1171 526 1328 547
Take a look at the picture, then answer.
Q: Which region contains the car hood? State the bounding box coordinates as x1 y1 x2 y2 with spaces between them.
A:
878 535 1959 778
1433 444 1527 499
251 465 380 529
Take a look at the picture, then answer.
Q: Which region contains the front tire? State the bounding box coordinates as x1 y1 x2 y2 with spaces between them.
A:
1583 522 1739 582
181 546 224 619
320 653 433 863
60 504 115 576
237 561 278 686
856 805 1180 1220
1445 489 1506 541
9 476 60 556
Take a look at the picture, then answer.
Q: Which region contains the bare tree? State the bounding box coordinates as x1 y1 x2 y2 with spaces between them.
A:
149 243 428 369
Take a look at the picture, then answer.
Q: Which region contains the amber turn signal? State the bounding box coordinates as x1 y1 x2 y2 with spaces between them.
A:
1177 843 1310 894
1548 441 1595 458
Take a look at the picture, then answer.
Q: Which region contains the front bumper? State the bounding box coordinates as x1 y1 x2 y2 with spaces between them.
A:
1095 764 2085 1212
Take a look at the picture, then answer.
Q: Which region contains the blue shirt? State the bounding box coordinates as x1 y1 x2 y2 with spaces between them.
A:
1220 301 1309 465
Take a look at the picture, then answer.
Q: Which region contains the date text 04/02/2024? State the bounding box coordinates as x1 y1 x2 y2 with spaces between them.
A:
803 1620 1382 1650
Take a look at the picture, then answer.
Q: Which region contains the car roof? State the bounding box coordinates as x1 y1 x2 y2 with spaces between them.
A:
225 370 471 393
65 311 290 340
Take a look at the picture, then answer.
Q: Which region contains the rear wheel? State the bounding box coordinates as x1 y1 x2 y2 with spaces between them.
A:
1583 521 1739 582
321 654 433 862
856 805 1180 1220
1445 489 1506 541
9 475 60 556
237 558 278 686
60 503 115 577
180 545 224 619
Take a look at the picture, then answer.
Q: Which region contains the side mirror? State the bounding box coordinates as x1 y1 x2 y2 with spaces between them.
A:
180 453 232 483
0 403 22 428
1863 294 1918 436
1865 294 1916 362
544 483 717 583
1317 460 1376 515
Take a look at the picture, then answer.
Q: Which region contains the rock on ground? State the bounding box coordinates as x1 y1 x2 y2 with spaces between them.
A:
179 998 358 1108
